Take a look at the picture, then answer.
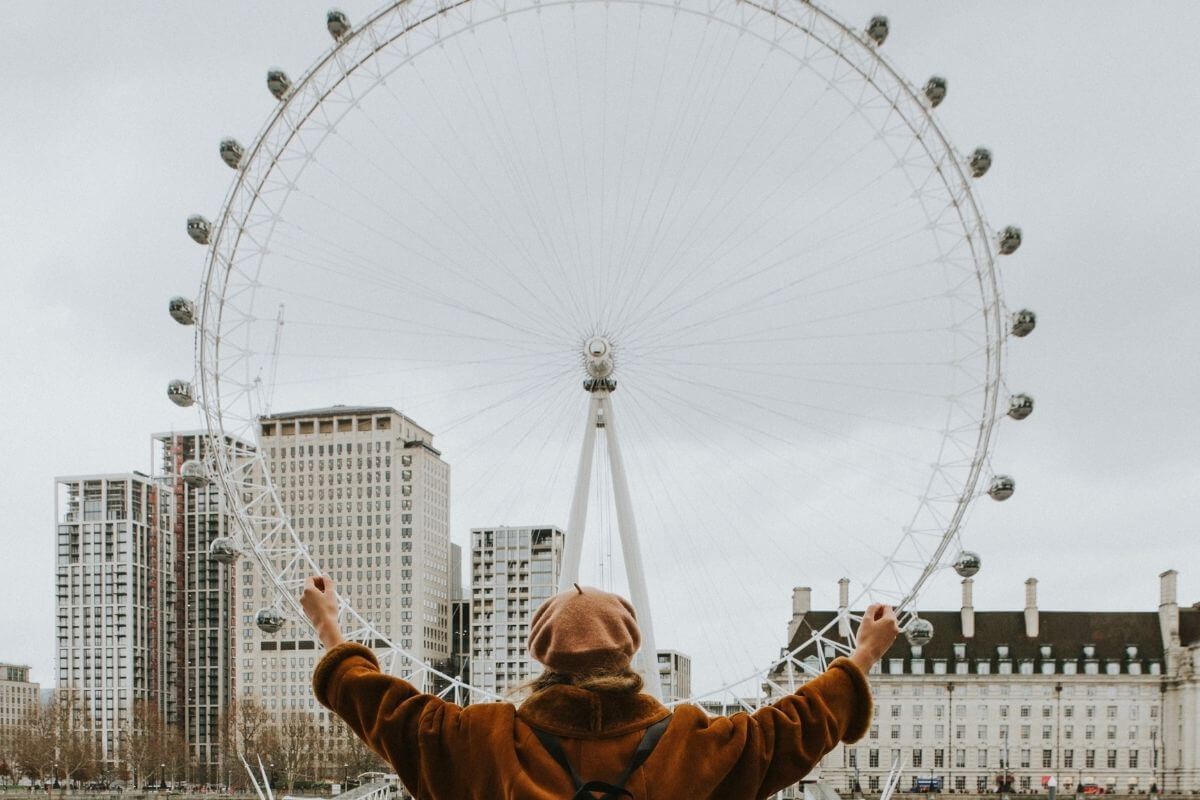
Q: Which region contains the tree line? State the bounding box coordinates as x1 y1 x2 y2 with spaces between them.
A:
0 693 384 794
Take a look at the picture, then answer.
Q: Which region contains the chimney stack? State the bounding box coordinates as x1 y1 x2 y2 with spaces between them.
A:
1024 577 1039 638
961 578 975 638
1159 570 1181 669
838 578 851 637
787 586 812 643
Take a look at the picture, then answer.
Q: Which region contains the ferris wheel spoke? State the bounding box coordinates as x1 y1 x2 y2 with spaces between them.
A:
625 378 914 521
604 16 774 335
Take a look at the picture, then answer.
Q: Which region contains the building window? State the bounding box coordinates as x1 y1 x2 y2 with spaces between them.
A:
955 749 966 768
1064 750 1074 768
891 725 901 740
1043 750 1053 768
869 749 879 768
1107 750 1117 769
1129 750 1139 769
934 750 944 768
912 750 923 768
1085 750 1095 769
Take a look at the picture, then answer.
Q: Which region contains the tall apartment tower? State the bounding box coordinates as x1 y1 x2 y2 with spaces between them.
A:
656 650 692 702
470 526 564 695
238 406 452 718
55 474 175 769
154 431 253 780
0 664 40 728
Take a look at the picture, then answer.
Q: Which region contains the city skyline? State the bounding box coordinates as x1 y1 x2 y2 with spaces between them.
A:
3 1 1200 693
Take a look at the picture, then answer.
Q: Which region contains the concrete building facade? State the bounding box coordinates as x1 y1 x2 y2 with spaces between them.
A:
54 474 175 769
470 526 564 695
776 572 1200 795
237 406 452 720
657 650 692 703
0 663 39 728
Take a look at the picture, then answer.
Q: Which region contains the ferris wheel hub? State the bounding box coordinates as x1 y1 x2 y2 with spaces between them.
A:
583 336 615 379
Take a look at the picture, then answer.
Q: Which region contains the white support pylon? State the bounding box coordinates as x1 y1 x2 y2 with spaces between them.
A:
556 336 661 698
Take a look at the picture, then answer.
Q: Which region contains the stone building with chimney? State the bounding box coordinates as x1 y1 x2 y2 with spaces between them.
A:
778 570 1199 795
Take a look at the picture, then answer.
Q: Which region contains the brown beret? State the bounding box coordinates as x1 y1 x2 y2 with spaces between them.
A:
527 584 641 674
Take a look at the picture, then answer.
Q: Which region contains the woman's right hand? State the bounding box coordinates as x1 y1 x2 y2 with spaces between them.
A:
849 603 899 672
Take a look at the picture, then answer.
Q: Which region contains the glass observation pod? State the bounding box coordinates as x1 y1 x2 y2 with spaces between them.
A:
997 225 1023 255
180 459 208 488
1011 309 1037 337
1007 394 1034 420
186 215 211 245
925 76 947 107
168 296 195 325
906 617 934 646
969 147 992 178
987 475 1015 501
267 70 292 101
219 138 244 169
866 16 888 46
167 379 195 408
256 607 285 634
208 537 239 565
327 10 351 40
954 551 982 578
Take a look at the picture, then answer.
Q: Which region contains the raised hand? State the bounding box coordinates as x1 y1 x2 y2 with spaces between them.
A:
849 603 899 672
301 575 345 648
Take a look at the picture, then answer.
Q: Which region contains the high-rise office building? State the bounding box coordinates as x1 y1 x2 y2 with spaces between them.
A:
154 431 253 780
470 526 564 695
237 406 452 719
54 474 175 769
656 650 692 702
0 663 39 728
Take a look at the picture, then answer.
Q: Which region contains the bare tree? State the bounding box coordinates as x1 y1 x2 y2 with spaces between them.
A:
12 697 57 787
0 723 16 786
122 700 166 789
330 723 386 784
54 690 98 788
219 698 271 789
265 712 319 793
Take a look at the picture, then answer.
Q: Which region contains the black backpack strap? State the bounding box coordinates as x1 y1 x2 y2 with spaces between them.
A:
532 727 586 791
610 714 672 788
532 714 673 800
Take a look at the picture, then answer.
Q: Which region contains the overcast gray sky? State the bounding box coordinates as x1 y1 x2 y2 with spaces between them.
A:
2 1 1198 692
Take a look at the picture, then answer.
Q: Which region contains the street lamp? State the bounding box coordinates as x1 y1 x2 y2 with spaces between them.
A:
160 765 165 792
343 765 349 794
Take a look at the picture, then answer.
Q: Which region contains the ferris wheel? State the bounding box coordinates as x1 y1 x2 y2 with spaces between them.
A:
167 0 1037 708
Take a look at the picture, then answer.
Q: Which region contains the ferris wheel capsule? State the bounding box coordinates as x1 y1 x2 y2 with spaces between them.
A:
1007 394 1034 420
866 16 888 46
208 537 239 565
924 76 948 107
219 138 244 169
267 69 292 101
997 225 1023 255
1011 309 1037 337
186 215 211 245
180 459 209 488
168 296 195 326
969 147 992 178
905 617 934 646
327 10 351 40
167 379 196 408
953 550 982 578
256 607 285 634
987 475 1015 501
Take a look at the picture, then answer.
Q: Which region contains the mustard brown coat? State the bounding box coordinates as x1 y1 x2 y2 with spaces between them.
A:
313 642 873 800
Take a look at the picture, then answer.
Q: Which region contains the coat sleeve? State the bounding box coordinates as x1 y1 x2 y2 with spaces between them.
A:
746 656 874 799
312 641 465 795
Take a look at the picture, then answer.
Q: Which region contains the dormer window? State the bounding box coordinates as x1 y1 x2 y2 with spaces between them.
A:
954 643 967 660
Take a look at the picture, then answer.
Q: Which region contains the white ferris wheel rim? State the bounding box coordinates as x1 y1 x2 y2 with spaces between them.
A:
189 0 1010 706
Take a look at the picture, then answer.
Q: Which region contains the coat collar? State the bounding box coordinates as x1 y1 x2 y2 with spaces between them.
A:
517 685 670 739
